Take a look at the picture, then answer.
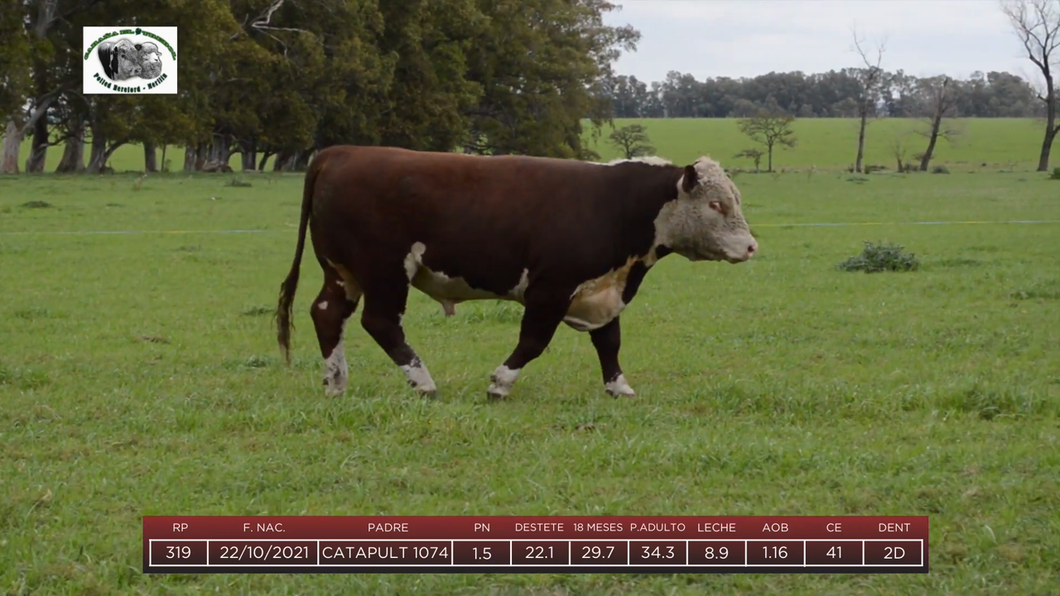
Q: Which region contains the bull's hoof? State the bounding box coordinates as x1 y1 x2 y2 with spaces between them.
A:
604 375 636 398
417 387 438 399
486 387 510 400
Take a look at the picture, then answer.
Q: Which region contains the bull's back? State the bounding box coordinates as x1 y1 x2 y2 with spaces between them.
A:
310 146 613 264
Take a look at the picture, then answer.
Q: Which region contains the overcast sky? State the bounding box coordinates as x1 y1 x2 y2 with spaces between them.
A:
604 0 1036 83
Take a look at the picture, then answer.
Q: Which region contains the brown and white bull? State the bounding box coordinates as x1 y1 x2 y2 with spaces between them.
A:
276 146 757 399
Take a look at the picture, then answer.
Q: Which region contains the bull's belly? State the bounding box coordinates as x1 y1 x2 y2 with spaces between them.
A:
564 286 626 331
404 241 639 329
411 267 517 303
562 257 639 331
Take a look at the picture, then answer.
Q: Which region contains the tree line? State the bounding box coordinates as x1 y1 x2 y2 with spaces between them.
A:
1 0 1056 174
602 69 1043 120
0 0 638 174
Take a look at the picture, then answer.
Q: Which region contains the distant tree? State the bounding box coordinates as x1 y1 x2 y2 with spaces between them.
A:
737 111 797 172
915 76 961 170
733 148 764 172
890 133 911 171
608 123 655 159
1000 0 1060 171
850 28 887 173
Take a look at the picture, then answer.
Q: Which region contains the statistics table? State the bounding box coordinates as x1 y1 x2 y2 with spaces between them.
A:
143 516 927 574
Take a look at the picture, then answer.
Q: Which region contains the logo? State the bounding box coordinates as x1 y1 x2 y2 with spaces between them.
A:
83 27 178 94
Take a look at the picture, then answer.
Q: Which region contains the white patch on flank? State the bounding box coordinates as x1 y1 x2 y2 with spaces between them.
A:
323 319 349 397
317 300 328 310
404 241 427 281
487 365 521 398
563 257 638 331
400 359 437 394
325 258 363 302
605 374 636 397
506 269 530 301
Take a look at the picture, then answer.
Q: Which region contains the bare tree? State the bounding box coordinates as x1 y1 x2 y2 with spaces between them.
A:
608 123 655 159
737 111 797 172
915 76 961 170
851 28 886 173
1000 0 1060 171
890 133 911 172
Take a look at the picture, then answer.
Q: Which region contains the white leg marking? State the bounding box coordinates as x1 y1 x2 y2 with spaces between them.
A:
487 365 521 398
317 300 328 310
336 280 345 287
323 320 349 396
605 373 636 397
400 357 437 394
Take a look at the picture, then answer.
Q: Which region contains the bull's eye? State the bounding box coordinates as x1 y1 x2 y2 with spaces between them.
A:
708 200 723 213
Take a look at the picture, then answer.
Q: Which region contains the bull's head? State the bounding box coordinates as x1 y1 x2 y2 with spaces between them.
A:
658 157 757 263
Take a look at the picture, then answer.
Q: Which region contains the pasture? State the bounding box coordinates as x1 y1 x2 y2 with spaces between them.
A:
16 118 1052 174
1 165 1058 594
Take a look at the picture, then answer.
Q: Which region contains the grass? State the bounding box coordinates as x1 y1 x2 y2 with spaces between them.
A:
15 118 1053 173
1 165 1058 594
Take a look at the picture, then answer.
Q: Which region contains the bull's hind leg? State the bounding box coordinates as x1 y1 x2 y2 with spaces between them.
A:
359 281 437 396
487 292 569 399
311 268 361 396
590 317 635 397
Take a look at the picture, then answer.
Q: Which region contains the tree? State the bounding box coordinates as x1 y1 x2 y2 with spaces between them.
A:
915 76 961 170
1000 0 1060 171
890 132 911 172
850 29 886 173
608 123 654 159
463 0 639 158
733 148 764 172
736 111 797 172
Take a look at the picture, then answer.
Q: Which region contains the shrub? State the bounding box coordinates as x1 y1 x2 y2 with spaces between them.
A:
900 163 918 173
931 165 950 174
1049 167 1060 180
838 241 920 273
864 164 886 174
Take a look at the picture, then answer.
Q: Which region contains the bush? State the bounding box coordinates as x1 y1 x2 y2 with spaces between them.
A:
1049 167 1060 180
931 165 950 174
900 163 918 173
864 164 886 174
838 241 920 273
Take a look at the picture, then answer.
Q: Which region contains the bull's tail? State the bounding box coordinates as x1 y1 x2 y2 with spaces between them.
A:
276 155 324 364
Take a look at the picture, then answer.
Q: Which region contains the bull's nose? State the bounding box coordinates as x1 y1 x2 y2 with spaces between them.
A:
746 243 757 258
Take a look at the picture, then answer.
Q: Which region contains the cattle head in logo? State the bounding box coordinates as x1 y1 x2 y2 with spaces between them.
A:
98 38 141 80
138 42 163 78
97 37 164 81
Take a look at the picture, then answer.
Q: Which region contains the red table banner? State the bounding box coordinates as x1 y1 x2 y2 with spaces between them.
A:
143 516 928 574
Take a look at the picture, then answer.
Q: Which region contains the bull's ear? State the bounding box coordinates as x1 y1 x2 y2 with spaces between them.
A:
681 164 697 193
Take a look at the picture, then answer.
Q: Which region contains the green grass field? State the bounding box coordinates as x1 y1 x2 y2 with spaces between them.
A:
2 161 1059 593
586 118 1050 171
15 118 1054 173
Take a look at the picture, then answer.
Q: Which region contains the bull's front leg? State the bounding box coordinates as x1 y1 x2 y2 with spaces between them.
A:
487 293 569 399
590 316 635 397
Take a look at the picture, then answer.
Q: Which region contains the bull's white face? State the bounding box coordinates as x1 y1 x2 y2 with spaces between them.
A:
657 157 757 263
